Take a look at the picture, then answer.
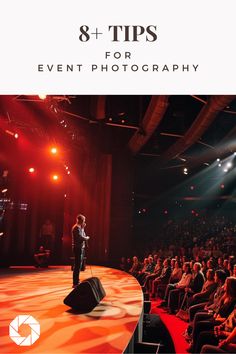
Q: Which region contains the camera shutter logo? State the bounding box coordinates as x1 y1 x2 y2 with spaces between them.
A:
9 315 40 346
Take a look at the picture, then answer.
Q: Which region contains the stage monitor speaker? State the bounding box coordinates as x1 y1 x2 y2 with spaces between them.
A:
64 276 106 313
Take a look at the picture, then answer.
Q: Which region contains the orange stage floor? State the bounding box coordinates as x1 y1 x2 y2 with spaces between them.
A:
0 265 143 354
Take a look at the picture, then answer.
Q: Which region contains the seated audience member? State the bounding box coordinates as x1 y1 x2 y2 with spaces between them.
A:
128 256 141 276
201 326 236 353
201 260 207 276
227 261 235 277
150 258 172 298
233 264 236 278
196 306 236 353
137 255 155 284
185 262 205 297
159 262 192 313
188 269 217 307
216 257 224 270
126 257 132 270
143 258 163 292
223 259 230 277
188 277 236 353
206 259 215 271
169 259 183 283
136 257 149 274
186 270 227 337
34 246 50 268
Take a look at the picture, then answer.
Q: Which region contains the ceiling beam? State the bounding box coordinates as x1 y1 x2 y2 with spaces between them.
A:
128 95 169 154
90 96 106 120
160 95 236 163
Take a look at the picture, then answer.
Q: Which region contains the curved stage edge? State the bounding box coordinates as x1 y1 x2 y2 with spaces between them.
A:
0 265 143 354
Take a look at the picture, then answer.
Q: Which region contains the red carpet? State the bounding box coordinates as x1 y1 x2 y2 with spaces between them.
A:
151 299 189 354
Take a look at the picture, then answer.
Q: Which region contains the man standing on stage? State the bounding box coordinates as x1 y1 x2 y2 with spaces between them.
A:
72 214 89 287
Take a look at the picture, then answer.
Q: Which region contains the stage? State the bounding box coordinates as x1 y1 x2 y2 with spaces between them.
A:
0 265 143 354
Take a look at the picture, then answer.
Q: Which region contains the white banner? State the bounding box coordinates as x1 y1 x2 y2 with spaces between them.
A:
0 0 235 94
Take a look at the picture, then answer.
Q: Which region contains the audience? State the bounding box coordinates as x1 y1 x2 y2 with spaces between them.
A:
118 213 236 354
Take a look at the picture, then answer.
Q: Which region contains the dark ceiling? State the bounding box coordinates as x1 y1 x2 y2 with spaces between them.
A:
1 95 236 181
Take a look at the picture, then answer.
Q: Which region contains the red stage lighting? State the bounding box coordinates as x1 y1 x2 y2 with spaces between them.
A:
52 175 59 181
29 167 35 173
50 147 58 155
5 130 19 139
38 94 47 100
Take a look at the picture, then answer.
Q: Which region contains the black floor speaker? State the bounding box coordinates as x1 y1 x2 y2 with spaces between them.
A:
64 276 106 313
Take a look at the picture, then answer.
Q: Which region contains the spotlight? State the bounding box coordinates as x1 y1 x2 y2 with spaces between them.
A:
52 175 59 181
50 147 57 155
14 133 19 139
1 188 8 193
218 163 222 167
223 168 228 173
38 94 47 100
227 162 232 168
29 167 35 173
0 232 4 237
67 171 70 175
220 184 225 189
183 167 188 175
234 152 236 156
216 158 220 162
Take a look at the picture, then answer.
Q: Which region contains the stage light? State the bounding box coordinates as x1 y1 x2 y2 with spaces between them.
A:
14 133 19 139
218 163 222 167
52 175 59 181
234 152 236 156
227 162 232 168
190 185 195 190
0 232 4 237
223 168 228 173
221 184 225 189
29 167 35 173
38 94 47 100
67 171 70 175
183 167 188 175
216 158 220 162
1 188 8 193
50 147 57 155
